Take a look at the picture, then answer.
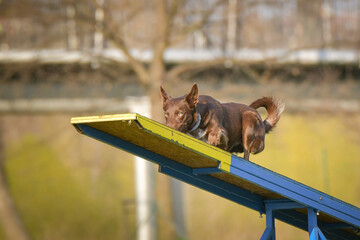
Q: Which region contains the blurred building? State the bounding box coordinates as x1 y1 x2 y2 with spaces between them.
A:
0 0 359 63
0 0 359 106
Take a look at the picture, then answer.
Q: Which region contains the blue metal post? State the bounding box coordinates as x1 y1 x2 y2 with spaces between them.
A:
308 208 318 237
260 199 306 240
260 208 275 240
308 208 327 240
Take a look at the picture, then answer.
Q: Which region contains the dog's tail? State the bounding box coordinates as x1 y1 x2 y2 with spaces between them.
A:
249 97 285 133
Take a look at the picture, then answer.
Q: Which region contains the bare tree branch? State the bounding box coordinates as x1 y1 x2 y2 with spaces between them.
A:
103 27 150 84
169 0 225 46
74 1 151 85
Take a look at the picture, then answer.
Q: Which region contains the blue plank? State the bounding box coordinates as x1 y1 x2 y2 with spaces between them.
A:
229 155 360 228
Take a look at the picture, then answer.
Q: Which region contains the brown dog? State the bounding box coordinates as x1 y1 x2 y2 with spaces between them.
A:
160 83 284 160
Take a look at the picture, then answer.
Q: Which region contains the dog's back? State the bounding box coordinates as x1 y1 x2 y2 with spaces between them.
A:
197 96 283 157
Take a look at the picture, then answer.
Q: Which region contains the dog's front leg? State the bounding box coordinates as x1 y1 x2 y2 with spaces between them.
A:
207 127 229 150
243 149 250 161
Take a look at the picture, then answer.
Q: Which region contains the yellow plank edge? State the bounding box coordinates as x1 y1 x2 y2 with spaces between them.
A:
136 115 232 172
71 113 232 173
219 162 231 172
71 113 138 124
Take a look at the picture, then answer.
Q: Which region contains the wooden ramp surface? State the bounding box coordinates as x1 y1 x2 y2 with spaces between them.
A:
71 113 360 240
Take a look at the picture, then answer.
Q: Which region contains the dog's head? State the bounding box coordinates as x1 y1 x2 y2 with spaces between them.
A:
160 83 199 132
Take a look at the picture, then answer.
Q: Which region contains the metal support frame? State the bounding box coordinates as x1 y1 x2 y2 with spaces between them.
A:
260 199 328 240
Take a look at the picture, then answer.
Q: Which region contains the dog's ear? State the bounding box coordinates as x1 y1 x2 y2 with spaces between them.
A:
160 86 171 108
185 83 199 110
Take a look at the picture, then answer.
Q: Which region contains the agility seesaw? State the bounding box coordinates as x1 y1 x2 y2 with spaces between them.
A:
71 113 360 240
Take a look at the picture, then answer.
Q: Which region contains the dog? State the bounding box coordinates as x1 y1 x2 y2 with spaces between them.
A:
160 83 284 160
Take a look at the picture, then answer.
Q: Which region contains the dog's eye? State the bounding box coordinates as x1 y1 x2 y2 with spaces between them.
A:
177 112 183 117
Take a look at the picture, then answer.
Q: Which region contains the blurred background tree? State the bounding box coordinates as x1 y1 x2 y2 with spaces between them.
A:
0 0 359 240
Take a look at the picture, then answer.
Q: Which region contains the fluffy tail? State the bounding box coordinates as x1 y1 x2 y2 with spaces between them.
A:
249 97 285 133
